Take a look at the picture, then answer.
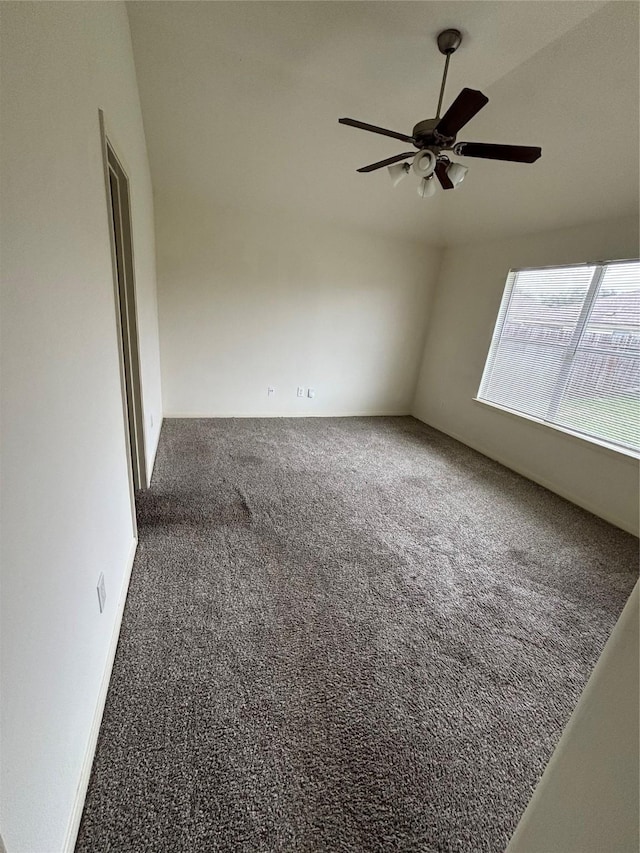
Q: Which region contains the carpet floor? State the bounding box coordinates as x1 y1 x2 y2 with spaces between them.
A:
76 416 638 853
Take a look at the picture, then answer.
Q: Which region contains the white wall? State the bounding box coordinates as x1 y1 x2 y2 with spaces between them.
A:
155 195 441 417
507 581 639 853
412 216 640 535
0 3 162 851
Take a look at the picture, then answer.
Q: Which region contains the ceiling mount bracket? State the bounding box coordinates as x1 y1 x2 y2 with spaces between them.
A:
437 29 462 56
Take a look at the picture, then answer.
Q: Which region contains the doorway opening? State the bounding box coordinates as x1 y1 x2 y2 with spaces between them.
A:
99 111 147 523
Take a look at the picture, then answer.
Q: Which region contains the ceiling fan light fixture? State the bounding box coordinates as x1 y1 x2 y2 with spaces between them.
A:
338 28 541 192
412 149 437 178
447 161 468 186
388 161 410 187
417 176 437 198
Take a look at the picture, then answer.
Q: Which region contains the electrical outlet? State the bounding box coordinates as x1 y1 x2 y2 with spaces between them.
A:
296 386 304 397
267 386 275 397
97 573 106 613
307 388 316 399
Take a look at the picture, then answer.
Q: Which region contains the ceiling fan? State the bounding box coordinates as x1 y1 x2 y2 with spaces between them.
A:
338 29 541 197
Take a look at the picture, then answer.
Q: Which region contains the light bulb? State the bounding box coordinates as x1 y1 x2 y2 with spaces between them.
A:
447 161 468 187
388 162 410 187
417 177 437 198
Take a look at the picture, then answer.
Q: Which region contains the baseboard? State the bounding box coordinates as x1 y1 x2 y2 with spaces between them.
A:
62 536 138 853
163 410 411 419
411 414 638 537
146 416 163 487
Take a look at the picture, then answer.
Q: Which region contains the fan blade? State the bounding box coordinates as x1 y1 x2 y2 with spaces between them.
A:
357 151 416 173
435 160 454 190
454 142 542 163
435 88 489 138
339 117 414 144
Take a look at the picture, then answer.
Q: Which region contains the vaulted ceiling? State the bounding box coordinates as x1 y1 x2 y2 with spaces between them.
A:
127 1 639 245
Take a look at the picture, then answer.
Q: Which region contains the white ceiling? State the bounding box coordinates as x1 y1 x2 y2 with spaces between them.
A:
127 1 639 246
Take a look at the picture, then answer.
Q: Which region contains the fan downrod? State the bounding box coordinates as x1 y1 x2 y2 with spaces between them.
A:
437 29 462 55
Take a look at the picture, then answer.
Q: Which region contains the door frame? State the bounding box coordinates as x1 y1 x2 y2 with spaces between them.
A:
98 110 147 532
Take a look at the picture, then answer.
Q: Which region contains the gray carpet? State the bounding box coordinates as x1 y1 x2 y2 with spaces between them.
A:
76 416 638 853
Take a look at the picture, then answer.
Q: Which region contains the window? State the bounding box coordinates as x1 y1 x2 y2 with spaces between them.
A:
477 259 640 455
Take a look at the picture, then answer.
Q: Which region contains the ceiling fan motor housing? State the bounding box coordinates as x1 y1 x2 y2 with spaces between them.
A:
412 118 455 151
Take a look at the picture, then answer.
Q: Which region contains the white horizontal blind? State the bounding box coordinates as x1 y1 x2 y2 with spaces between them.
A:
478 259 640 454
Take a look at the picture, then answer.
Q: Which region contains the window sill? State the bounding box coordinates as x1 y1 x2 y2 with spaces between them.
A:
473 397 640 461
